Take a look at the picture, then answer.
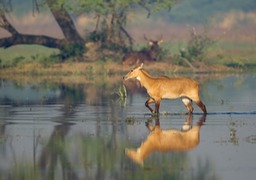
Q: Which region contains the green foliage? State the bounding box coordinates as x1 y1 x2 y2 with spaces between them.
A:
0 45 61 68
0 56 25 68
87 31 107 43
10 164 39 180
172 54 187 66
177 28 215 63
12 56 25 66
39 54 62 67
118 84 127 99
1 0 180 62
59 43 86 60
70 0 179 14
156 46 170 62
75 0 180 56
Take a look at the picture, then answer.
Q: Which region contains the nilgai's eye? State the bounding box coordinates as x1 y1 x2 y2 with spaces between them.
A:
131 70 133 72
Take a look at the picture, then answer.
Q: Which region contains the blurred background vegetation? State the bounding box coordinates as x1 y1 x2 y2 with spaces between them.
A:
0 0 255 71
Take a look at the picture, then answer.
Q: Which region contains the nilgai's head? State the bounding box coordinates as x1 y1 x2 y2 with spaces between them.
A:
123 63 143 81
144 34 163 47
144 35 163 57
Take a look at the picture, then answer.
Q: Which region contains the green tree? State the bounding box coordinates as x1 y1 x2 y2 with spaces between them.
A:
0 0 180 60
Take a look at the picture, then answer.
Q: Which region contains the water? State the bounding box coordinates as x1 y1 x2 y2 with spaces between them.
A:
0 73 256 180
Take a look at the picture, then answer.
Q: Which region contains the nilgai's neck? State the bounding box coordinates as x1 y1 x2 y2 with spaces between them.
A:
138 70 155 88
149 46 157 57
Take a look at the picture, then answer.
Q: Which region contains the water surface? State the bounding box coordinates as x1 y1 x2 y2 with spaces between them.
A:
0 73 256 180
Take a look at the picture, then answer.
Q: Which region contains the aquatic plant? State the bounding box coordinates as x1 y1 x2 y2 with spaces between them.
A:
118 84 127 99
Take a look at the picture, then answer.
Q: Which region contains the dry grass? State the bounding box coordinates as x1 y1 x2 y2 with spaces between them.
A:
0 61 234 85
0 61 231 76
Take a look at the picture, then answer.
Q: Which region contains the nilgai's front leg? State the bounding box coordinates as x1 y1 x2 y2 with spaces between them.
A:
145 97 154 113
145 97 161 114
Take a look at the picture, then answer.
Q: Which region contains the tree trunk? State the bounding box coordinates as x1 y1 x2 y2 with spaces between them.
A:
46 0 84 44
0 1 85 60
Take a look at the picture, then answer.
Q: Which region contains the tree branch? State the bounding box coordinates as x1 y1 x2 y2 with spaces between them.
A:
0 34 64 49
138 2 151 18
0 14 64 49
120 25 133 47
0 14 18 35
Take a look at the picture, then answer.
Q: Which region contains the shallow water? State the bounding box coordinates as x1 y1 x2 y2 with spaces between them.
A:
0 73 256 180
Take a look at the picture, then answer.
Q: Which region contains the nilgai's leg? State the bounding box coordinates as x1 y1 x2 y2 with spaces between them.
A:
145 97 155 113
154 99 161 114
196 100 207 114
182 98 194 114
190 95 207 114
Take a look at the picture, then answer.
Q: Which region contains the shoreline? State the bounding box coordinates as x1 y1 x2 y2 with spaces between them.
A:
1 61 254 86
0 61 241 76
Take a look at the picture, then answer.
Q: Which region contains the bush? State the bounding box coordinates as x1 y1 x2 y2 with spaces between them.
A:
177 27 215 64
60 43 86 60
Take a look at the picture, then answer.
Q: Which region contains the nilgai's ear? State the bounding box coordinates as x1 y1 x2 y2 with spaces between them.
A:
148 40 153 46
157 39 163 45
139 63 144 69
135 59 140 66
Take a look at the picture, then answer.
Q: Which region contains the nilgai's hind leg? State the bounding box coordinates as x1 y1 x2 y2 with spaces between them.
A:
195 100 207 114
190 95 207 114
182 98 194 114
154 99 161 114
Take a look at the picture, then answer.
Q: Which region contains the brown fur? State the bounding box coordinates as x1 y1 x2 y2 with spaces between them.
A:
123 63 207 114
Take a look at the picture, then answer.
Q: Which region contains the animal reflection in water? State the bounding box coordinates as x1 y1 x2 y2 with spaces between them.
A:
125 115 206 166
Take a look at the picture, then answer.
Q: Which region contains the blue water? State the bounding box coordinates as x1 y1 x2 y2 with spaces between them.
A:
0 73 256 180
